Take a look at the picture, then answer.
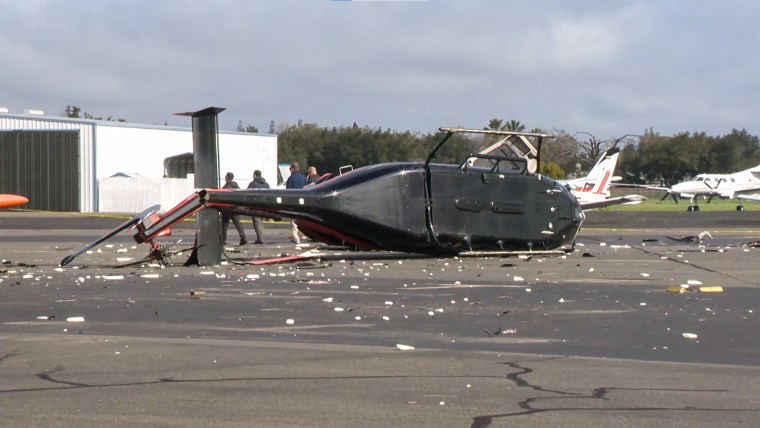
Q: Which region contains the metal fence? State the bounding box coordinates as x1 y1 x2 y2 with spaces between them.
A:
98 176 194 213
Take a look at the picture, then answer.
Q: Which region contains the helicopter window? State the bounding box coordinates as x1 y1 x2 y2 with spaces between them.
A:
695 177 704 182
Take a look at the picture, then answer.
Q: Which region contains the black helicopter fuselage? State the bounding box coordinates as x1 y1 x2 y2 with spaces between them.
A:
199 161 583 255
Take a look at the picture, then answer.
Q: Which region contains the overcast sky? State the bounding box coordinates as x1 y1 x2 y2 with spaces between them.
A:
2 0 759 139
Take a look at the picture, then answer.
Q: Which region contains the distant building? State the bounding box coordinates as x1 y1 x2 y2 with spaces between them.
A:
0 112 277 212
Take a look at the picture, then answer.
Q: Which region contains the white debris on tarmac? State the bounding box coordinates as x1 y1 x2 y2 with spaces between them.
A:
102 275 124 280
66 316 85 323
285 318 295 325
395 344 415 351
682 332 698 340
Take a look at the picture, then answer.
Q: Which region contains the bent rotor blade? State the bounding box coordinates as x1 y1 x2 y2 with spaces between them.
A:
60 204 161 267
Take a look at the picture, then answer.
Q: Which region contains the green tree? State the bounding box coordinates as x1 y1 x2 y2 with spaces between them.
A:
540 161 565 180
64 105 81 118
236 120 259 133
504 119 525 132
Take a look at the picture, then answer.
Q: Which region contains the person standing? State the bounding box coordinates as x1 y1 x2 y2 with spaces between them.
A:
221 172 247 245
285 162 308 244
247 170 269 244
306 166 319 184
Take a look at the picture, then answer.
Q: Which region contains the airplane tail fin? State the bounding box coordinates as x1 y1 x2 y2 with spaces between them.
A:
585 148 619 196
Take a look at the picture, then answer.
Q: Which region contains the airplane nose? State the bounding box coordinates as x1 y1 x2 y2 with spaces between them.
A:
0 194 29 208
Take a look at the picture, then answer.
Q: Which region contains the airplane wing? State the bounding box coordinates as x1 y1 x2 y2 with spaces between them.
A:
611 183 669 192
717 185 760 199
737 194 760 203
580 194 647 211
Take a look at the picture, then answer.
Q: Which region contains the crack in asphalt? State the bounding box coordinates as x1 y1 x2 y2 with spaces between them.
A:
0 350 22 364
470 358 755 427
1 367 503 395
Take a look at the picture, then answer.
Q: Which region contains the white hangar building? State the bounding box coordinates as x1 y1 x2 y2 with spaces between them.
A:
0 112 278 213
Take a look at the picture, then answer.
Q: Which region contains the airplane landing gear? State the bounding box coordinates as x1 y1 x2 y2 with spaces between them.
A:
687 205 700 212
737 204 745 211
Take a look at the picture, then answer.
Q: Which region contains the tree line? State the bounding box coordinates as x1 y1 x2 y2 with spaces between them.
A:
279 121 760 183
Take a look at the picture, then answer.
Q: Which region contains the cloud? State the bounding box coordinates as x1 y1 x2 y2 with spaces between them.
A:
1 1 759 138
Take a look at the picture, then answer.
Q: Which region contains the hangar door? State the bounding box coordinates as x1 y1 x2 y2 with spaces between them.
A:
0 130 80 211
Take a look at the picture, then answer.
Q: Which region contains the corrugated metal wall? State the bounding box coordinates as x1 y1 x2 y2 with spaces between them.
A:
0 115 96 211
0 130 80 211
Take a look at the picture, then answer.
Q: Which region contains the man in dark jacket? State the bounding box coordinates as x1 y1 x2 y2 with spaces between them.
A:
247 170 269 244
222 172 247 245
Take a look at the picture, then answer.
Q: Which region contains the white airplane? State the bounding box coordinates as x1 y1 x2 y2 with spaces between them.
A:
560 148 646 210
622 164 760 211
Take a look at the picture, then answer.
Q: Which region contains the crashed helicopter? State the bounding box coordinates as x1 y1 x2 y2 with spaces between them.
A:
61 128 585 266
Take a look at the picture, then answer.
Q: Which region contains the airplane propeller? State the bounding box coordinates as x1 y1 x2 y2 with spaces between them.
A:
661 191 678 203
705 178 722 204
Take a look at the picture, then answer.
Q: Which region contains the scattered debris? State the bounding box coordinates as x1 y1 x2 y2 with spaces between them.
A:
286 318 295 325
666 230 712 243
666 285 724 293
66 316 85 323
190 290 205 296
739 239 760 248
396 344 415 351
682 332 698 340
486 327 518 336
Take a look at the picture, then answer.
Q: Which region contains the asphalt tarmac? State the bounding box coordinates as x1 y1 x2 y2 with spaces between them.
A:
1 210 760 427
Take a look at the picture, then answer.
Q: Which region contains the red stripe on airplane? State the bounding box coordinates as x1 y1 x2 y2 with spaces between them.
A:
593 171 611 194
